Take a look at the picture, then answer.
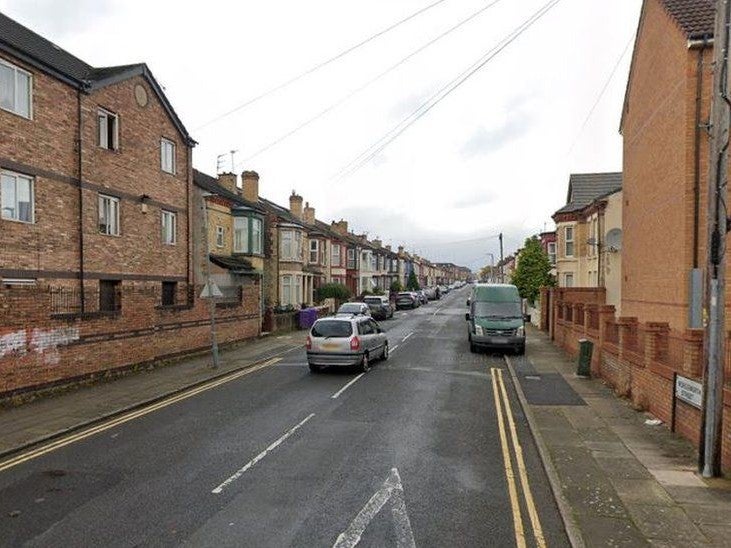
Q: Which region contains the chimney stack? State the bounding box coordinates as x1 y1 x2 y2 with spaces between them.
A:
303 201 315 225
385 245 392 251
398 246 404 254
331 219 348 235
218 172 237 194
373 239 382 248
289 191 303 219
241 170 259 202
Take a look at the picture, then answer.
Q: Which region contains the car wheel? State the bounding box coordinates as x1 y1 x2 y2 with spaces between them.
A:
360 352 371 373
309 363 321 373
381 342 389 361
469 337 478 353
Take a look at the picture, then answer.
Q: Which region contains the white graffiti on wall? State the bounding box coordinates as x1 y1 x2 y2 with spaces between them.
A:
0 327 80 365
0 330 27 358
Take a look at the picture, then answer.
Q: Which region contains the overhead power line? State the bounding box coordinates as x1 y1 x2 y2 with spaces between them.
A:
238 0 503 165
194 0 450 131
332 0 562 181
567 33 635 154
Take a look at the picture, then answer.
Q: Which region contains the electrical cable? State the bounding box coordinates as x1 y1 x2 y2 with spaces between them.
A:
332 0 562 181
238 0 503 165
194 0 450 131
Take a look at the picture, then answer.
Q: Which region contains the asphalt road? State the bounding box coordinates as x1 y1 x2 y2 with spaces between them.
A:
0 287 569 547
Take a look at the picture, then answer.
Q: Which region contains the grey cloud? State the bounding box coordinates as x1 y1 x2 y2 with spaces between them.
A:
2 0 114 38
460 116 530 158
452 190 495 209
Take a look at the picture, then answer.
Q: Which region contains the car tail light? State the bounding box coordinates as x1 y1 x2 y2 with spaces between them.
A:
306 336 312 350
350 336 361 351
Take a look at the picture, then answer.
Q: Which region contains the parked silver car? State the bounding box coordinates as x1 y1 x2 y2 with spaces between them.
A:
306 316 389 373
336 302 371 316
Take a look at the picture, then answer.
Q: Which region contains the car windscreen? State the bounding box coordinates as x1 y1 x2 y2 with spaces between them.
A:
311 320 353 338
363 297 382 305
338 304 362 313
397 293 412 298
473 301 522 319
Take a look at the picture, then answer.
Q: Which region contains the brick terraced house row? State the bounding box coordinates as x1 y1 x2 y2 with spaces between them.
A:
0 14 264 397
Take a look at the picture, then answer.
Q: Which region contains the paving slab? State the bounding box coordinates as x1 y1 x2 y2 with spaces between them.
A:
505 326 731 548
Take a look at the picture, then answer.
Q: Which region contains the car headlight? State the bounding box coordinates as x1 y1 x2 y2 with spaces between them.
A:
516 326 525 337
475 325 483 336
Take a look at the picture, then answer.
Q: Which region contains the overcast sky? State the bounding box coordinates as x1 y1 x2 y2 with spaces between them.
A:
1 0 642 270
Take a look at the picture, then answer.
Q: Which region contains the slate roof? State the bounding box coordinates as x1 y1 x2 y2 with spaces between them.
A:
193 170 265 213
209 254 255 274
0 12 194 144
554 173 622 215
661 0 715 38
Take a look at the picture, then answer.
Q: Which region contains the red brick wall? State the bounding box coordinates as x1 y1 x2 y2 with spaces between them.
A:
0 281 260 396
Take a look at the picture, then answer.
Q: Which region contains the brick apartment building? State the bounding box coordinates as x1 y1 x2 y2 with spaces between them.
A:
547 0 731 473
0 14 262 396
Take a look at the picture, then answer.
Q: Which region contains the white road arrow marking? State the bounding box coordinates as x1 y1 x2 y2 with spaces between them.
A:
333 467 416 548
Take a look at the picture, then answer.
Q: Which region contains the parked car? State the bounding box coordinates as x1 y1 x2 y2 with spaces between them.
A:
416 290 428 305
465 283 526 354
336 302 370 316
396 292 419 310
363 295 394 320
306 316 389 373
439 285 450 295
423 287 438 301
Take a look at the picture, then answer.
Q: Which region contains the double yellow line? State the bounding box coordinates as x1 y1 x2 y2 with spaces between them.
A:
0 356 283 473
490 367 546 548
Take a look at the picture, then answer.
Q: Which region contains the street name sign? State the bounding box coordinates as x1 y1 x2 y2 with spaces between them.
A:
675 375 703 409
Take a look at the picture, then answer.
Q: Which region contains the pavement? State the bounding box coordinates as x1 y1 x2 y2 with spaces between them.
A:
0 287 569 547
513 325 731 547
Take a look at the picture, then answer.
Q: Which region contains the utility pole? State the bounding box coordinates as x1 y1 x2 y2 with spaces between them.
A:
499 233 504 283
200 193 220 369
701 0 731 478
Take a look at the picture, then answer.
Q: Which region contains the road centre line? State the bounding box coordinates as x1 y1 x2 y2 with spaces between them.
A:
212 412 315 494
401 332 414 342
331 373 365 399
390 344 399 352
495 367 546 547
490 367 526 548
0 353 290 473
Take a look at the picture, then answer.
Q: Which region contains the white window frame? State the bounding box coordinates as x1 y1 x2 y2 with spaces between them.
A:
98 194 120 236
161 210 176 245
234 217 250 253
294 231 302 260
294 275 302 305
547 242 556 265
347 248 356 268
332 244 341 266
309 239 319 264
565 226 574 257
281 229 294 260
1 170 34 223
564 273 574 287
281 274 292 306
97 108 119 150
161 138 176 174
215 225 225 248
251 217 262 254
0 58 32 119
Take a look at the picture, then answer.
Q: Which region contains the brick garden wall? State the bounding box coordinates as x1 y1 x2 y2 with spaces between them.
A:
547 287 731 474
0 280 260 397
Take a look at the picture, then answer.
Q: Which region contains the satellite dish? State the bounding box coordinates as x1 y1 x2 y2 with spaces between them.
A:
605 228 622 252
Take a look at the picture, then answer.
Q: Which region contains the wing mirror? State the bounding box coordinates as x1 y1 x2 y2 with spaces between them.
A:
465 312 471 321
466 298 471 307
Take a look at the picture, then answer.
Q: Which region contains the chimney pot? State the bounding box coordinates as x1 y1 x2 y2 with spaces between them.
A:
241 170 259 202
218 172 237 194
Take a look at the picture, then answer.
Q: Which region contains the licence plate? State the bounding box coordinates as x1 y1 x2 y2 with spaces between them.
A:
321 343 339 351
489 337 505 345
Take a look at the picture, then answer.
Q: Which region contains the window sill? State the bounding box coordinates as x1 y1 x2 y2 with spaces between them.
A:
155 303 193 311
51 310 121 321
0 105 32 121
1 216 35 225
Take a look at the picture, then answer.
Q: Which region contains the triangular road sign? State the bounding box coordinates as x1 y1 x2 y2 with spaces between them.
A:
333 468 416 548
200 281 223 299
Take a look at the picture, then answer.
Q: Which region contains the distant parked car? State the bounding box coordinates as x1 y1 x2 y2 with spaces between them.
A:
440 285 450 295
416 290 428 305
307 316 389 373
424 287 438 301
363 295 394 320
336 302 370 316
396 292 418 310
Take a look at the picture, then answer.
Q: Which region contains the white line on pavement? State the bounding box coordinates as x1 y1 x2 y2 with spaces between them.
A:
333 467 415 548
432 308 441 316
401 332 414 342
331 373 365 399
211 413 315 494
390 344 399 352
